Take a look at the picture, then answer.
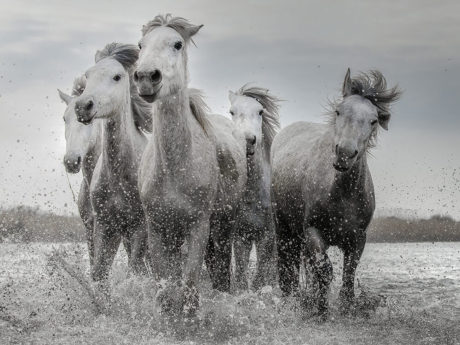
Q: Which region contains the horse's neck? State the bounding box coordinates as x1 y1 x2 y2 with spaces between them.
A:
82 124 101 183
245 142 271 200
332 154 368 196
101 95 139 175
151 90 193 169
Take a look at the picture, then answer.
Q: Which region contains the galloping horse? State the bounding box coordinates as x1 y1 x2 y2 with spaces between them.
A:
134 15 246 316
229 85 280 291
59 76 101 267
271 69 401 319
74 43 152 282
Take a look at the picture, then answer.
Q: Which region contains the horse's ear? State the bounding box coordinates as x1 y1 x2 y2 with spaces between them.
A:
186 24 203 38
342 68 352 97
378 112 391 130
228 91 237 104
58 89 72 105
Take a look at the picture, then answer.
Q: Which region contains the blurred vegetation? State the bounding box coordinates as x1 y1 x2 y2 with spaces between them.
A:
367 215 460 242
0 206 85 243
0 205 459 243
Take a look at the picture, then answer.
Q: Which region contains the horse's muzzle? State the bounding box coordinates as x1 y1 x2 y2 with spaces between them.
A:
64 155 82 174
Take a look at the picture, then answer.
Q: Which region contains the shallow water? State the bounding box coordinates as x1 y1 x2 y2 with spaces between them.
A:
0 242 458 344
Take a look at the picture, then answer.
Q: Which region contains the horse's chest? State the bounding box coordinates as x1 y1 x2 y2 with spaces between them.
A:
308 196 372 245
92 177 141 217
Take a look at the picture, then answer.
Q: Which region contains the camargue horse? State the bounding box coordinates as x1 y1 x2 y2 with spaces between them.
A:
228 85 280 291
74 43 152 283
271 69 401 319
134 15 246 316
59 76 101 267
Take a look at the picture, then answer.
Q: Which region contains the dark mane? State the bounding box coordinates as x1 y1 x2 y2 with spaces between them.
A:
95 43 152 133
326 70 401 148
348 70 402 118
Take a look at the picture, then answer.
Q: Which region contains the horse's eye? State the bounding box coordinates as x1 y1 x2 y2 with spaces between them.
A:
371 119 378 126
138 42 142 49
229 110 234 116
113 75 121 81
174 41 183 50
335 110 340 116
259 110 264 116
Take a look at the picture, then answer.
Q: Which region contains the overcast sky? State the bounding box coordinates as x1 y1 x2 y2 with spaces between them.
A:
0 0 459 219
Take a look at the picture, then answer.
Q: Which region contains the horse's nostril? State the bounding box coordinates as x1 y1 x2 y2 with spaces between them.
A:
150 70 162 84
351 150 358 159
133 71 139 82
246 136 256 146
335 144 339 154
85 100 93 111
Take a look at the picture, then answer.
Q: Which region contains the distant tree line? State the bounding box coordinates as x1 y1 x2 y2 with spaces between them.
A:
0 206 85 243
0 205 459 243
366 214 460 242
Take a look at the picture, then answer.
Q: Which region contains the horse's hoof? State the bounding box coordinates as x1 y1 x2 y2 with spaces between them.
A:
338 291 354 316
313 310 329 323
157 284 183 316
182 285 199 318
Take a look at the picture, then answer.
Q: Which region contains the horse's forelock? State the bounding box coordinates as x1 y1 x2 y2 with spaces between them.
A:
71 75 86 96
142 14 201 44
349 70 402 116
95 43 139 70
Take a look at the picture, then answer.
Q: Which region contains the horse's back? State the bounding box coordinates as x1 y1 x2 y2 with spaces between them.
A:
271 122 331 223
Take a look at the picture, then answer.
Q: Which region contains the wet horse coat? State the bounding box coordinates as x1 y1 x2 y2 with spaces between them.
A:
271 69 401 319
59 77 101 267
135 15 246 316
229 85 280 291
74 43 152 282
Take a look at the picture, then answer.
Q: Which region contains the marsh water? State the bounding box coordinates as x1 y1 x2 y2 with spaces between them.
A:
1 242 459 344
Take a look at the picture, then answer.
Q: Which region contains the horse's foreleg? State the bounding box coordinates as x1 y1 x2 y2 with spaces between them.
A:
304 226 332 320
182 217 211 316
85 222 95 269
233 232 252 292
146 221 179 281
128 225 148 276
276 215 301 296
252 220 277 291
91 222 122 284
122 237 132 262
339 237 366 314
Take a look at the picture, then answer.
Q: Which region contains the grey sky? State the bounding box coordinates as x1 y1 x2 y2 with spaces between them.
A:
0 0 459 218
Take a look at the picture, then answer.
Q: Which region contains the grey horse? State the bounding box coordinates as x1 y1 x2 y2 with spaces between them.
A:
229 85 280 291
134 15 246 316
271 69 401 319
74 43 152 283
59 76 101 268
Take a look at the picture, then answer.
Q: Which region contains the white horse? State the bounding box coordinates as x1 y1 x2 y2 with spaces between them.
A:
74 43 152 282
228 85 280 291
134 15 246 316
58 76 101 267
271 69 401 320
